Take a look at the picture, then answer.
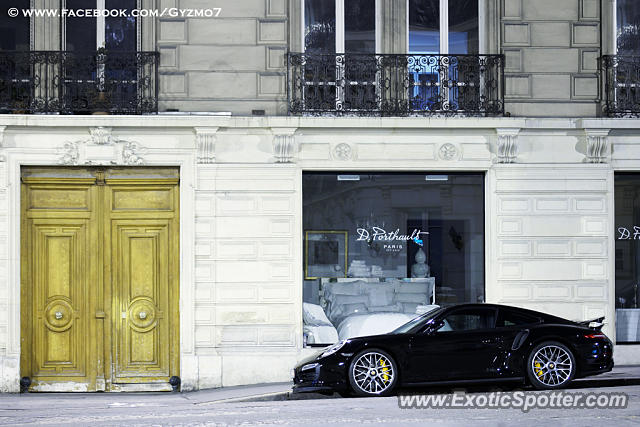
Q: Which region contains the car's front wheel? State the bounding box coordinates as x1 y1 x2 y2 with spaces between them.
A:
348 348 398 397
527 341 576 390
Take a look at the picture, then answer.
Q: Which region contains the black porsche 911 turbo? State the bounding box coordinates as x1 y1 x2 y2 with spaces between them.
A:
292 303 613 397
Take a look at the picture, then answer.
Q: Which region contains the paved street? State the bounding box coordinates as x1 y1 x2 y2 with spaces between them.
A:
1 381 639 426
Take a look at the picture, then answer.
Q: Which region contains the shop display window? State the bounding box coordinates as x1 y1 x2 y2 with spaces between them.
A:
302 172 485 345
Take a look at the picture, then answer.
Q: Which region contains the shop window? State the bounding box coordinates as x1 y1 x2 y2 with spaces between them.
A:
615 174 640 343
302 172 485 346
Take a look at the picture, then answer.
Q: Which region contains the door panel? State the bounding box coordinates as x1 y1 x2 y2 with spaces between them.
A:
21 168 179 392
113 222 171 382
21 179 98 391
33 222 90 379
106 178 179 388
407 330 506 382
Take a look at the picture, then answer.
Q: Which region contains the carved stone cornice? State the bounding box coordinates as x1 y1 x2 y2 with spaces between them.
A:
271 128 298 163
496 128 520 164
89 127 115 145
56 127 145 165
584 129 611 164
194 127 218 164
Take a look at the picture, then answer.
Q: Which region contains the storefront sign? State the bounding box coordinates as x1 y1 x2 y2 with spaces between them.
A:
356 227 428 245
617 227 640 240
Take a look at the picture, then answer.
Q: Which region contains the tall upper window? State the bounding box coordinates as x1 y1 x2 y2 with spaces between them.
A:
66 0 138 51
409 0 479 55
0 1 30 50
304 0 376 54
616 0 640 54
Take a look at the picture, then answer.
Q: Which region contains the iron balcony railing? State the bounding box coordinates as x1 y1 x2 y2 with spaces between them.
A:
602 55 640 117
288 53 504 117
0 50 159 115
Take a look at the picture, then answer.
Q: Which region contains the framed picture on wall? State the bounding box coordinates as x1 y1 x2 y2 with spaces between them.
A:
305 230 348 279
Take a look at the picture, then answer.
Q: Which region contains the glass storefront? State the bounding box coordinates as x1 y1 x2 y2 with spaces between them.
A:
615 174 640 343
302 172 485 345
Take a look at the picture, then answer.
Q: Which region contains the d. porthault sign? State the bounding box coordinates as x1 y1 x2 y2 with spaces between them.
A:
356 227 428 252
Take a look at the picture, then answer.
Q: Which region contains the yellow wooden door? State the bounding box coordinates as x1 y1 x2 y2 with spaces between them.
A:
21 171 100 392
105 171 180 390
21 167 180 392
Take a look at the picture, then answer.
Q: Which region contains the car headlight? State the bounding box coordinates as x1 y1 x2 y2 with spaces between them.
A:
301 362 319 371
321 340 346 358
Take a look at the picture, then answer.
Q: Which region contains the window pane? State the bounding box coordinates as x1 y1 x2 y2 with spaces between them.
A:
617 0 640 55
302 172 485 345
305 0 335 53
496 310 540 327
440 309 495 332
409 0 440 54
345 0 375 53
67 0 97 51
0 0 30 50
615 174 640 343
105 0 137 51
448 0 478 54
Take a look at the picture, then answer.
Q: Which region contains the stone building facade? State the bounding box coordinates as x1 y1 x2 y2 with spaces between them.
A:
0 0 639 392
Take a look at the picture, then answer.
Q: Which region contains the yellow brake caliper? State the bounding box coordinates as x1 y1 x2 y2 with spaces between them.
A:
380 359 390 383
534 361 543 377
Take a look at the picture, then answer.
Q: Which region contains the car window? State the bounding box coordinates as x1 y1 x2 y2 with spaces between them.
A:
496 309 540 327
437 308 496 332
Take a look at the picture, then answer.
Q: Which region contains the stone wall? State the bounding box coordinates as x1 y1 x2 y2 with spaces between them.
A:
157 0 288 115
502 0 601 117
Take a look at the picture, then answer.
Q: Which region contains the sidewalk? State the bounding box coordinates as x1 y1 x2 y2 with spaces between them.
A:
572 364 640 388
1 365 639 408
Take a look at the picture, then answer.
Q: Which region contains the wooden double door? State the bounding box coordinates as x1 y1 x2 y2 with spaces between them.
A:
20 167 180 392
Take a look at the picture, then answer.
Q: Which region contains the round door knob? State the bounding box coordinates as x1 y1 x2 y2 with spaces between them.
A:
139 311 147 320
55 311 63 320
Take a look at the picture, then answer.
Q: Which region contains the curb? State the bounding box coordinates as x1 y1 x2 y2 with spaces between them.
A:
572 377 640 389
196 391 292 405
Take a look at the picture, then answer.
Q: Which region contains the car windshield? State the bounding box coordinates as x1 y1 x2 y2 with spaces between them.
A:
391 306 445 334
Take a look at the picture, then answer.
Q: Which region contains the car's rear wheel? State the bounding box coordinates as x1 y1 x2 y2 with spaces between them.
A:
348 349 398 397
527 341 576 390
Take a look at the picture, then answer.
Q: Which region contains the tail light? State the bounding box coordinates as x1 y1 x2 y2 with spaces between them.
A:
584 333 607 339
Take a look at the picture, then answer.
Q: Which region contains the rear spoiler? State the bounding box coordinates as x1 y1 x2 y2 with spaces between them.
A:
577 316 605 330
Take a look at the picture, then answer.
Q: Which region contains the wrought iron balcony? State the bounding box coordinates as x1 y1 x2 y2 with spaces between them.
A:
0 50 159 115
288 53 504 117
602 55 640 117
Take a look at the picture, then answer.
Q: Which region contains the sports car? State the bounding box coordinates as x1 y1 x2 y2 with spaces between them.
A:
292 303 613 397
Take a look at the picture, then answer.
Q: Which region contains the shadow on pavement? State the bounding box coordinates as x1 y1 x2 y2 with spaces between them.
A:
286 376 640 400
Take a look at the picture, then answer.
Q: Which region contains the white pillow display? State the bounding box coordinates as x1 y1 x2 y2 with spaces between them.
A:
395 292 428 304
368 303 402 313
364 283 394 306
303 302 333 326
397 282 430 294
324 281 364 298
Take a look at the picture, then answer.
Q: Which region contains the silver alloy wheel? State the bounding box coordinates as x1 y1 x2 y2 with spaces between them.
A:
351 351 395 395
531 344 573 386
